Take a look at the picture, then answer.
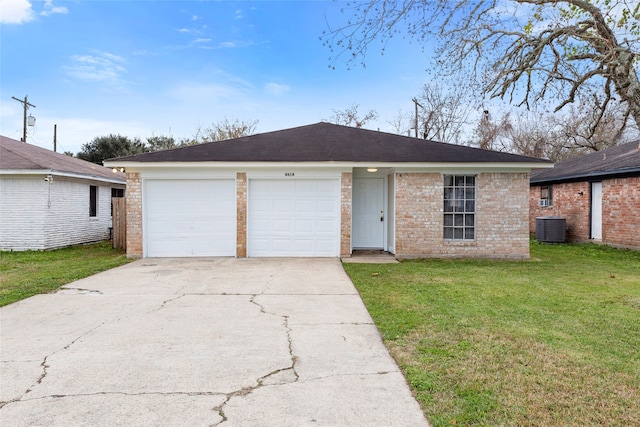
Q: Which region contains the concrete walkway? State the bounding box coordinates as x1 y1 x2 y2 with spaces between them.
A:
0 258 429 426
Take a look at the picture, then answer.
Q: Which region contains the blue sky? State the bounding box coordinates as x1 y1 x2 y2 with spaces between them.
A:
1 0 436 155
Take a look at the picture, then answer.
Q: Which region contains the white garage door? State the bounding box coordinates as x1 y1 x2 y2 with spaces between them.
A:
145 179 236 257
249 179 340 257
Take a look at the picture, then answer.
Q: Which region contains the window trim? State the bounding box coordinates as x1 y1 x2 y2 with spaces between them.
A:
89 185 98 217
540 185 553 207
443 175 476 241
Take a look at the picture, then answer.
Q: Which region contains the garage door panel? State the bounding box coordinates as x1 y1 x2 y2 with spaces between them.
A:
248 179 340 257
274 200 293 212
295 200 314 213
317 219 338 232
294 240 313 252
315 239 336 252
292 219 311 232
145 179 236 257
273 219 293 233
317 200 336 214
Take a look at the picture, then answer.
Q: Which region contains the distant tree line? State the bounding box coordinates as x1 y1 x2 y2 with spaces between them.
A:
75 118 258 164
76 98 639 166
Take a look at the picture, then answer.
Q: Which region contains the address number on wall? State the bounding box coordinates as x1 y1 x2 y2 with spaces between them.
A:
284 172 295 177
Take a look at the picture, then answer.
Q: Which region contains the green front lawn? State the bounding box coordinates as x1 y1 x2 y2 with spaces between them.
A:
344 242 640 426
0 241 132 307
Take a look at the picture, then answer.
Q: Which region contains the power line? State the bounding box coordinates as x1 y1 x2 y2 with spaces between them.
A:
11 95 36 143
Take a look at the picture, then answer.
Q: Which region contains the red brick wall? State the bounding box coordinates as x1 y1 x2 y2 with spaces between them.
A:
125 172 143 258
530 176 640 249
341 172 352 256
395 173 441 256
236 172 247 257
529 181 591 242
602 177 640 249
395 172 530 259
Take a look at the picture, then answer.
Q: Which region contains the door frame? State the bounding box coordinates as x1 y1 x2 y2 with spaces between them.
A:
352 168 393 252
590 181 603 240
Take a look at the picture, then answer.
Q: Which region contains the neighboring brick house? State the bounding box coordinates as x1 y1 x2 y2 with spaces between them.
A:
105 122 551 260
0 135 126 251
530 140 640 249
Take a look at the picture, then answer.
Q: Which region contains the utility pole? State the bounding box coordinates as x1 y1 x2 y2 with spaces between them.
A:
412 97 423 139
11 95 36 143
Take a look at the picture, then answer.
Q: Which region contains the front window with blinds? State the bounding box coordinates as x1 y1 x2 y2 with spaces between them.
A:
443 175 475 240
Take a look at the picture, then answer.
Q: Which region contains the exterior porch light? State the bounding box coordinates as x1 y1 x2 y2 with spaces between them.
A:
367 168 378 172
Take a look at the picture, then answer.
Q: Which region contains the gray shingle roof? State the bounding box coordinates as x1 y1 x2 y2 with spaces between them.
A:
531 140 640 184
1 135 126 183
109 122 551 164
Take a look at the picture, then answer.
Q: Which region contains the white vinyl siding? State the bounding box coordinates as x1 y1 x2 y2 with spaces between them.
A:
0 176 115 251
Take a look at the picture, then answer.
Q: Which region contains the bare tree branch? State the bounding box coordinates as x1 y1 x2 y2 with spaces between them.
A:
328 104 379 128
323 0 640 134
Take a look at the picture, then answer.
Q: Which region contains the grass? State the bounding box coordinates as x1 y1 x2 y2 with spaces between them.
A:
0 241 132 307
343 241 640 426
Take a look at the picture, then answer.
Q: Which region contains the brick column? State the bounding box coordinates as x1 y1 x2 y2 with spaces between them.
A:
125 172 143 258
340 172 352 257
236 172 247 257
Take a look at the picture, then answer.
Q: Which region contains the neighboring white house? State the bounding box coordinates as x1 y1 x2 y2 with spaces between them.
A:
0 135 126 251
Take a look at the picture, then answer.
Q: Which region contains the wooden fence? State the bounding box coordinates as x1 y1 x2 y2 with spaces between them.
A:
112 197 126 250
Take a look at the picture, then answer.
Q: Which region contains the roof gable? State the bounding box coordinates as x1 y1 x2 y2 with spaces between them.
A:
0 135 126 183
531 140 640 183
109 122 550 164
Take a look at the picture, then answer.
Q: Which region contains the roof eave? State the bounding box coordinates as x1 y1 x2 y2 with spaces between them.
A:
104 160 553 171
0 169 126 184
531 167 640 185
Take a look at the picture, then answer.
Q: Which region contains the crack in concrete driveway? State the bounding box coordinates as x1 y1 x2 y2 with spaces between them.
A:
0 258 429 426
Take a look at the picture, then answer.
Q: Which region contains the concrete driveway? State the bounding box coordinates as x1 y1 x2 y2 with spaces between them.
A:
1 258 429 426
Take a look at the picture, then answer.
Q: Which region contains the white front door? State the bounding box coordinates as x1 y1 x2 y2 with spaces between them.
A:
591 182 603 240
353 178 384 249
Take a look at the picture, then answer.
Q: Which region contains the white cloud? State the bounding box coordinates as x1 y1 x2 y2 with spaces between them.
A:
219 40 254 49
0 0 34 24
64 51 127 85
41 0 67 17
264 82 291 96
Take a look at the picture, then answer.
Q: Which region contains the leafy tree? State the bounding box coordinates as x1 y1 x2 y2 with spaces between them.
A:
77 134 147 164
324 0 640 137
146 135 178 152
328 104 378 128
